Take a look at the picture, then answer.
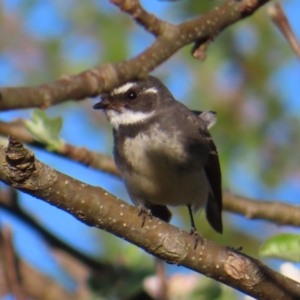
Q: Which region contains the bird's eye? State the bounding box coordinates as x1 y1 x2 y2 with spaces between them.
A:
125 89 137 100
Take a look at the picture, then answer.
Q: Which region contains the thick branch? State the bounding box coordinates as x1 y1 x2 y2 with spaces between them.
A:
0 137 299 299
2 121 300 228
0 0 270 111
0 189 161 292
0 189 109 271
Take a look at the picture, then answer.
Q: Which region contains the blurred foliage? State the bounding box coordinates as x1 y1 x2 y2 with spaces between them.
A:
260 233 300 262
0 0 300 299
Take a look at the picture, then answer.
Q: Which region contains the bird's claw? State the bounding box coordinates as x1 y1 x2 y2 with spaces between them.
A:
137 204 152 227
190 227 204 249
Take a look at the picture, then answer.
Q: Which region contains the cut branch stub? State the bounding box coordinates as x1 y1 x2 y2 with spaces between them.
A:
4 136 57 191
5 136 35 183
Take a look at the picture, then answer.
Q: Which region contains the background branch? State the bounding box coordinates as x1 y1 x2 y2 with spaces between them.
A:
2 226 26 300
269 2 300 58
110 0 168 36
0 137 299 299
0 227 82 300
0 120 120 177
223 191 300 227
0 0 270 111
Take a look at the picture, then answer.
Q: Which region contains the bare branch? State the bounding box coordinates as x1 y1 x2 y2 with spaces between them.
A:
0 120 120 177
2 226 27 300
0 0 270 111
0 137 299 299
223 191 300 227
110 0 169 36
0 230 82 300
156 259 169 300
2 119 299 228
269 2 300 59
63 144 121 176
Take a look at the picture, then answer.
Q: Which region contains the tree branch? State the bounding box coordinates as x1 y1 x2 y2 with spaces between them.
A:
0 227 82 300
0 188 162 296
2 226 26 300
110 0 168 36
0 120 120 177
0 137 299 299
223 191 300 227
0 0 270 111
0 189 110 271
269 2 300 59
2 119 300 228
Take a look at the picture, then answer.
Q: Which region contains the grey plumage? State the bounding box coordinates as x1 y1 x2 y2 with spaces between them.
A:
93 76 223 235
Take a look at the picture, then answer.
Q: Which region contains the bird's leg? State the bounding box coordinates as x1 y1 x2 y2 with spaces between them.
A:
187 205 204 249
137 203 152 227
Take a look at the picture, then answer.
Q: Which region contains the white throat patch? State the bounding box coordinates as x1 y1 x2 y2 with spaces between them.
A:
106 108 154 129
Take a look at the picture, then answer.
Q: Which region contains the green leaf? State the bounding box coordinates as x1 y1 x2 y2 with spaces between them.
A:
259 233 300 262
24 109 64 151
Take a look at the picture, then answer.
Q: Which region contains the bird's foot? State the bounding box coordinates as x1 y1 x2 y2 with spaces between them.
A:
190 227 204 250
137 204 152 227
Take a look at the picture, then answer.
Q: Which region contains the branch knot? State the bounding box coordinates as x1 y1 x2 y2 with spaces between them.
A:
5 136 35 183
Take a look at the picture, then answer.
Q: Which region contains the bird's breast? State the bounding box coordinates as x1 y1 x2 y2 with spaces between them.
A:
121 123 186 171
114 124 209 211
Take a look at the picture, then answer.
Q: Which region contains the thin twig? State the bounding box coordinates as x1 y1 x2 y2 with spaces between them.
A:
156 259 169 300
269 2 300 58
110 0 170 36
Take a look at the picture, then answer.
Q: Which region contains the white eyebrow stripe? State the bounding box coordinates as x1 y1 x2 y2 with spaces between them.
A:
112 82 136 95
144 87 158 94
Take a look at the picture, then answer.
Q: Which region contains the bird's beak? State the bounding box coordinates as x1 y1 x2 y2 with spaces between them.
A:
93 94 110 110
93 101 106 110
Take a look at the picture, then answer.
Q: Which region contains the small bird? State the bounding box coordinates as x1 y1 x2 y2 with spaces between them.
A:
93 76 222 247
